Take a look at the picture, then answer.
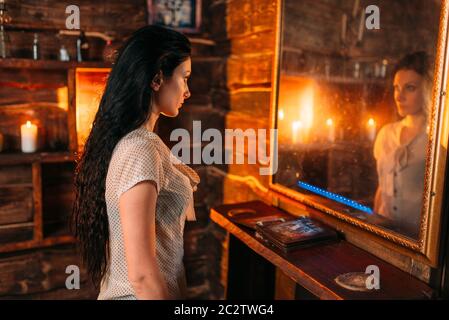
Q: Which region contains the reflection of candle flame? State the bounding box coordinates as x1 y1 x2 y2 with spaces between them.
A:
367 118 376 141
278 109 284 120
292 121 303 144
326 118 335 142
292 120 302 131
300 88 314 130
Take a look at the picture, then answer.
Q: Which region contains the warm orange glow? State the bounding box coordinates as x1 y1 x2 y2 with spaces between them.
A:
76 68 110 151
278 76 316 144
56 87 69 111
292 120 303 144
278 109 285 121
299 86 314 131
326 118 335 142
367 118 377 141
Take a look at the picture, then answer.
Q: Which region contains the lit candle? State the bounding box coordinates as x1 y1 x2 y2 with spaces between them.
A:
326 118 335 143
292 121 303 144
381 59 388 78
21 121 38 153
278 109 285 121
367 118 376 142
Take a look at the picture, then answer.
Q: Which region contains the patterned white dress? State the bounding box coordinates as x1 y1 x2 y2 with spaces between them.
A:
97 126 200 300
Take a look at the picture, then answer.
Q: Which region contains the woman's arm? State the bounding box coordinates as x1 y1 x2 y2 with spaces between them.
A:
119 180 169 299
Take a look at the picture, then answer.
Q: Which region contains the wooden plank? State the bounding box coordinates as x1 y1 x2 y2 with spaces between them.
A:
67 69 77 153
0 164 32 185
32 162 43 241
0 187 34 225
0 225 34 245
0 235 75 254
275 267 296 300
0 244 89 297
0 152 74 165
0 59 112 70
210 200 434 300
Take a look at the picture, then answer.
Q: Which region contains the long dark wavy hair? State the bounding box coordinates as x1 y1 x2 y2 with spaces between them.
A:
71 25 191 288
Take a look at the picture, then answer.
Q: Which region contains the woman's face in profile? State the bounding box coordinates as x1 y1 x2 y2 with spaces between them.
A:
153 57 192 117
393 69 425 117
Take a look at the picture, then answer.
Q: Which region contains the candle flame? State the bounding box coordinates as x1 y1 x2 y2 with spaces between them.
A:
278 109 285 121
326 118 333 126
26 121 32 128
368 118 376 127
299 87 314 130
292 120 302 131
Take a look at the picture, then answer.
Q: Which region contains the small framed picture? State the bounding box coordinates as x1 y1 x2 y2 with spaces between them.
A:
147 0 202 34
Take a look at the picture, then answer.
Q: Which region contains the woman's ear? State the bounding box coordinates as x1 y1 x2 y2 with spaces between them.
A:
150 71 164 91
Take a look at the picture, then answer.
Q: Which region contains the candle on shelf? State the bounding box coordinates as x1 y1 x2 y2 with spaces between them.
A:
381 59 388 78
292 121 303 145
326 118 335 143
278 109 285 121
367 118 376 142
21 121 38 153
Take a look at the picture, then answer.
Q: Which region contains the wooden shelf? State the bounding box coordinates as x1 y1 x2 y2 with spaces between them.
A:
282 70 388 85
211 200 434 300
0 58 112 70
0 57 108 256
0 151 76 165
0 235 76 254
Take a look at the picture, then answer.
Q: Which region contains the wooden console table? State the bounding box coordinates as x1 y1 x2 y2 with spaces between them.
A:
210 201 434 300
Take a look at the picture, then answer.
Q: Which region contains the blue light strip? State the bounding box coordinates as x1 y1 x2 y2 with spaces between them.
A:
297 181 373 214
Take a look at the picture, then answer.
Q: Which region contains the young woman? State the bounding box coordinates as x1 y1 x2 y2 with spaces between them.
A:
72 25 200 300
373 51 431 238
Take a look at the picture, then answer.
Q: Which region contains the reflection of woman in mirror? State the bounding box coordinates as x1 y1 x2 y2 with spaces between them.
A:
373 51 431 238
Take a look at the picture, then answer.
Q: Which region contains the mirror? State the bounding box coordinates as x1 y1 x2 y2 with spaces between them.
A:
270 0 449 258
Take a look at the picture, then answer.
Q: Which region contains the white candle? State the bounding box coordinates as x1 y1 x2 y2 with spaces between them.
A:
326 118 335 143
278 109 285 121
21 121 38 153
292 121 303 144
367 118 376 142
381 59 388 78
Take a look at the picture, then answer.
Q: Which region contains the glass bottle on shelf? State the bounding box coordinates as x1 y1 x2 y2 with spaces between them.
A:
32 33 40 60
59 44 70 61
0 0 12 59
76 30 89 62
0 25 9 58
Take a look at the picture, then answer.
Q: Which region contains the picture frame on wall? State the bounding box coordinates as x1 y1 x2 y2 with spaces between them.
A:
147 0 202 33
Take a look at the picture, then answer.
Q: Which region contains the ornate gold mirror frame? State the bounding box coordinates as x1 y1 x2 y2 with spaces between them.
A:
268 0 449 266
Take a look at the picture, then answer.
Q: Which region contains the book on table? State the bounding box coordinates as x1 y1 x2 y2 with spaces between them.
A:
226 207 296 230
255 216 339 252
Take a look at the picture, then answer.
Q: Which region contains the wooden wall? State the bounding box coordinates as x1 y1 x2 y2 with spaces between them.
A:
0 0 228 299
